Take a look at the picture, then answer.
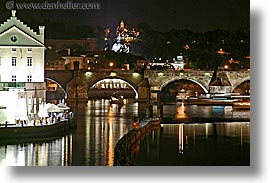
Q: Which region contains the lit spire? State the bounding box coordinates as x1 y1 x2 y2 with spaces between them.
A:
120 20 124 29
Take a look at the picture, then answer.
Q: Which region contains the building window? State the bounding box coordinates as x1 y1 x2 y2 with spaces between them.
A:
12 75 16 82
27 57 32 66
12 48 16 52
27 75 32 82
12 57 16 66
27 48 32 52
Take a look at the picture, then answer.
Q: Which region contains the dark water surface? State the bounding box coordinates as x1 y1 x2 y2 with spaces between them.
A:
133 122 250 166
0 100 250 166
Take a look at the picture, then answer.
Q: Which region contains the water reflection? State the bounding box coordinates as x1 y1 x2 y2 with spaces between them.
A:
134 122 250 166
0 100 249 166
0 135 73 166
69 99 137 166
165 103 250 120
0 99 138 166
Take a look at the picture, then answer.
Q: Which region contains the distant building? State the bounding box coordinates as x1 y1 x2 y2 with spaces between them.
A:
0 10 46 123
45 49 65 70
62 55 85 70
45 38 98 71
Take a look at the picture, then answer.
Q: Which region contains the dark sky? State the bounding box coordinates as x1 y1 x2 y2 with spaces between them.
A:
0 0 250 32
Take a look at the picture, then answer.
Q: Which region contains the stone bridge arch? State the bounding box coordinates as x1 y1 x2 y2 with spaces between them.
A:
160 77 209 93
45 70 74 89
81 70 144 100
145 70 213 93
226 71 250 92
45 77 68 99
231 78 250 93
88 75 139 99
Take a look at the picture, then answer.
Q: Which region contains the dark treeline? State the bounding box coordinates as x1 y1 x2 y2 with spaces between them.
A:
134 23 250 69
23 19 101 39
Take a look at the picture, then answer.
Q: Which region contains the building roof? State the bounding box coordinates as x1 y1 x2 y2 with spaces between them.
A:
0 10 44 45
45 49 65 61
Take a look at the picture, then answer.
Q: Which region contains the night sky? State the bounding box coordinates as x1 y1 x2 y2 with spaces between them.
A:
0 0 249 32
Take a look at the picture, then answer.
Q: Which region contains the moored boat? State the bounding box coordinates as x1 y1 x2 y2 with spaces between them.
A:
110 92 124 104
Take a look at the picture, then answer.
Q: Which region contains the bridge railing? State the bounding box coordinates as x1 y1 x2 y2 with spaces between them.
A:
82 68 141 74
144 70 214 77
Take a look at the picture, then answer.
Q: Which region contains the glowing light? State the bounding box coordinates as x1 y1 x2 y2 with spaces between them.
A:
157 72 164 77
178 124 184 154
216 48 224 54
184 44 190 50
110 72 116 77
107 105 114 166
133 72 140 78
206 123 209 138
109 62 114 67
216 48 230 55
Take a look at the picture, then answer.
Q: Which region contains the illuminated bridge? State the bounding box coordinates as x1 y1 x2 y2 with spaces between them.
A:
45 69 250 101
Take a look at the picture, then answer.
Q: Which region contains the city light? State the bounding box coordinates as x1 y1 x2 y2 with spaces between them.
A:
132 72 140 78
109 72 116 77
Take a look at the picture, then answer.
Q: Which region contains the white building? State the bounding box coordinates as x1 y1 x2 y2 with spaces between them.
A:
0 10 46 123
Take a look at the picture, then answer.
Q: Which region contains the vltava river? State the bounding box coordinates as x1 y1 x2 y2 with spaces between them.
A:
0 100 250 166
133 122 250 165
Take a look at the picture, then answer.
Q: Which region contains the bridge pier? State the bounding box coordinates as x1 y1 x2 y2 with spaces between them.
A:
157 91 163 118
66 61 88 102
158 104 163 118
146 90 163 118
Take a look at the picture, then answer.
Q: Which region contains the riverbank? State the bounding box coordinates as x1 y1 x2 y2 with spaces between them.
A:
114 119 160 166
0 119 76 144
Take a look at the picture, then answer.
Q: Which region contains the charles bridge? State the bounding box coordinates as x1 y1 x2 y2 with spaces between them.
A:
45 68 250 101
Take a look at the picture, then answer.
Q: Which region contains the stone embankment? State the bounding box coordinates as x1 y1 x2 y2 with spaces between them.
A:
114 119 160 166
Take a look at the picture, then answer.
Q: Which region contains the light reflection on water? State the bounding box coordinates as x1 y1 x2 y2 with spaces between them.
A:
133 122 250 166
0 135 73 166
69 99 137 166
0 100 250 166
165 103 250 120
0 99 137 166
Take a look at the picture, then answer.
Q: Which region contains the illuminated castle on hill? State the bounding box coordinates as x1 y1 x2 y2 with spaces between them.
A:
105 20 139 53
